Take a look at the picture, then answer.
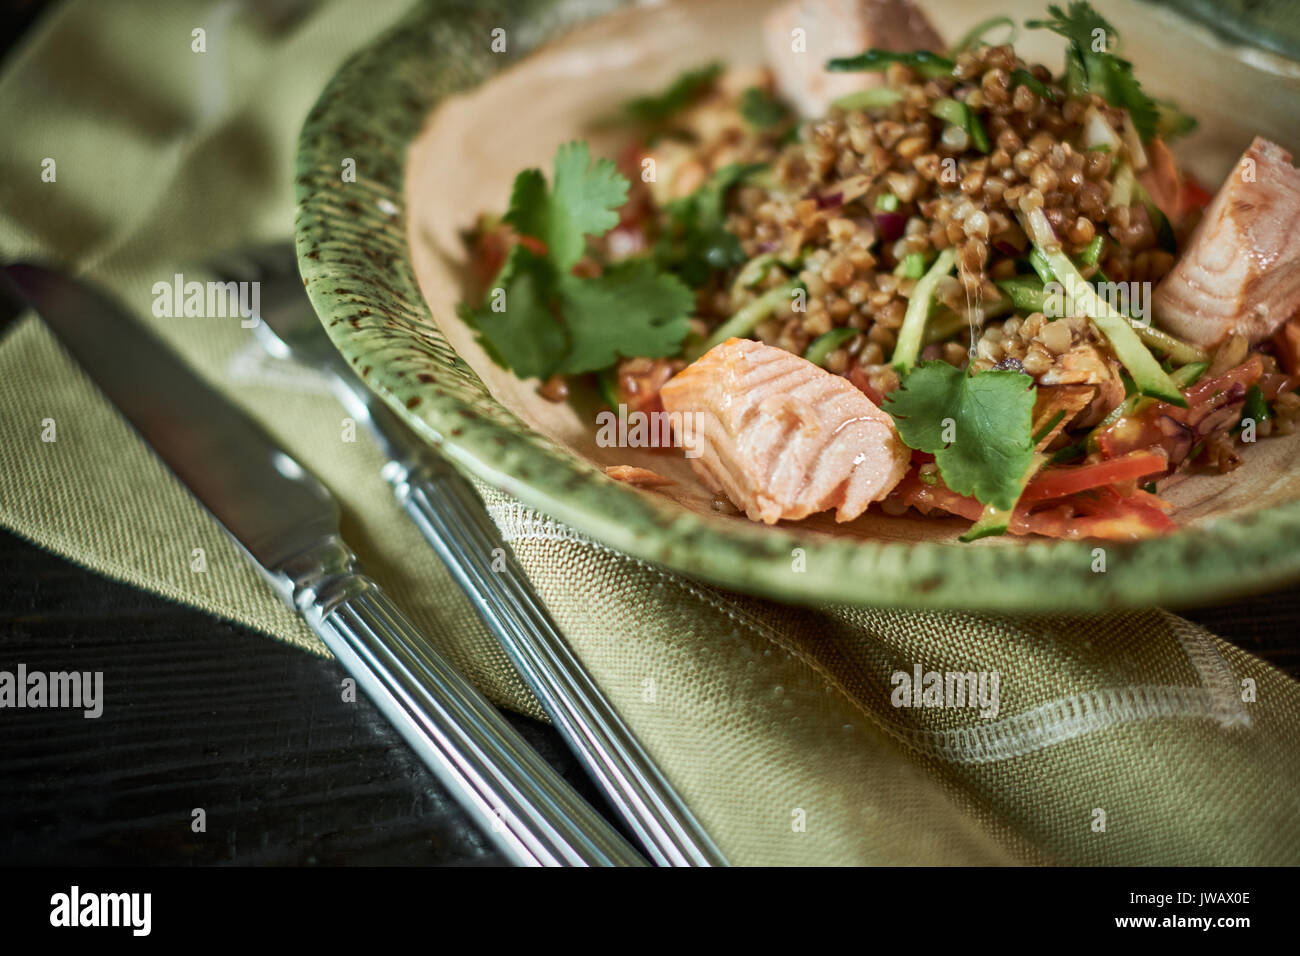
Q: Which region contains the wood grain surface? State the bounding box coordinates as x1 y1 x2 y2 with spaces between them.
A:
0 529 624 866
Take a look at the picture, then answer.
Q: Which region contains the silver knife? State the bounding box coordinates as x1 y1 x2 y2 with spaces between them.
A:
3 263 645 868
221 245 726 866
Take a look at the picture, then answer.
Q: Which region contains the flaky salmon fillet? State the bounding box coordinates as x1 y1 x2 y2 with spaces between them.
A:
762 0 945 118
659 338 909 523
1153 137 1300 347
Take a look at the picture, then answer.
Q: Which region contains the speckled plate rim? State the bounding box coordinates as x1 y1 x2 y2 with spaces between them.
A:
295 0 1300 613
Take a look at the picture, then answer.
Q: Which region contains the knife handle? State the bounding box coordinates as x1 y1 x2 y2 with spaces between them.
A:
291 549 644 867
383 459 728 867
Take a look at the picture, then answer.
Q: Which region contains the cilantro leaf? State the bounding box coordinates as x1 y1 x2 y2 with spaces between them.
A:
459 244 568 381
1027 1 1113 56
1090 54 1158 142
1154 99 1198 140
504 142 627 270
620 62 723 125
1026 2 1164 140
739 87 792 129
1009 68 1058 103
554 262 694 374
884 362 1037 511
463 247 693 379
464 143 694 380
656 162 765 287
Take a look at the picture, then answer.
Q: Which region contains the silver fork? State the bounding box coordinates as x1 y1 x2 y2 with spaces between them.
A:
209 243 727 867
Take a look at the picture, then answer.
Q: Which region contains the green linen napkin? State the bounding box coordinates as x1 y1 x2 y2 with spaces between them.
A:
2 0 1297 866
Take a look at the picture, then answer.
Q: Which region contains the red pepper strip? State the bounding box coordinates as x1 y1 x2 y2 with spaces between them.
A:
1127 487 1174 512
1020 451 1168 504
892 469 1176 539
1181 354 1263 409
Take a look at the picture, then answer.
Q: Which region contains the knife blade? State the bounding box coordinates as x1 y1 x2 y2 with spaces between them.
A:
3 263 645 867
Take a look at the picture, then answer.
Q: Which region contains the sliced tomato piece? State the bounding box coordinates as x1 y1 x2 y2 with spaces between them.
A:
1065 486 1179 533
1259 371 1300 401
1177 173 1213 220
895 471 982 520
848 366 887 407
1095 356 1263 461
1022 505 1176 539
614 357 682 415
1094 412 1173 461
1124 487 1174 513
1021 451 1168 504
892 469 1176 539
616 140 648 181
470 226 549 297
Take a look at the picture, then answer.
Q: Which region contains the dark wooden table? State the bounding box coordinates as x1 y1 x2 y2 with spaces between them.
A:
1 525 1296 866
0 529 626 866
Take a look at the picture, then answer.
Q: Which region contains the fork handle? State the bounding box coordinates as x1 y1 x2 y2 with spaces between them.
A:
301 570 644 867
384 459 728 867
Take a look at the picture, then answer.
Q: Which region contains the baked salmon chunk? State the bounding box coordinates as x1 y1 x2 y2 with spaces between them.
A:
1152 137 1300 347
659 338 909 523
762 0 944 119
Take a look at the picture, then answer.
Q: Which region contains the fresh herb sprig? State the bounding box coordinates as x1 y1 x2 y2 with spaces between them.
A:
739 86 792 130
461 142 693 379
884 363 1038 511
618 62 723 125
1026 3 1160 139
655 162 766 287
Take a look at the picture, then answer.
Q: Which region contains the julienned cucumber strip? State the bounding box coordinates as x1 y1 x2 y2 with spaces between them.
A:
1170 361 1209 388
960 452 1048 542
925 295 1013 344
1021 207 1187 407
1080 234 1104 265
733 252 779 290
996 276 1047 314
1028 248 1054 284
832 87 904 111
701 279 803 353
826 49 954 79
803 327 857 367
930 98 990 153
894 251 928 278
892 248 956 373
1134 323 1209 365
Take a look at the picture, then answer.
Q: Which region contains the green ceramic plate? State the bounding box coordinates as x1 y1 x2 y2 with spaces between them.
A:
296 0 1300 611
